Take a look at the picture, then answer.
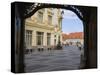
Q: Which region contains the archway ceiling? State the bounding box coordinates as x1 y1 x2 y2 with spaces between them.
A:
16 2 91 21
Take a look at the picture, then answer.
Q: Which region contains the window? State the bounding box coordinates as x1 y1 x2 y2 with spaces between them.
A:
48 15 52 25
54 39 56 45
25 30 32 47
49 8 53 11
40 9 45 12
38 12 43 23
47 33 51 45
36 32 44 45
54 35 56 37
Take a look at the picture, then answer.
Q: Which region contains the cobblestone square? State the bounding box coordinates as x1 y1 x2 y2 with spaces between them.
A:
25 45 81 72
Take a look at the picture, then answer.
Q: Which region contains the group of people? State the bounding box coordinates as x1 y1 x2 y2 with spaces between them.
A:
62 41 83 50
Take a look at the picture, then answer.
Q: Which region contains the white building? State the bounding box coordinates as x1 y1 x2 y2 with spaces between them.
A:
25 8 63 51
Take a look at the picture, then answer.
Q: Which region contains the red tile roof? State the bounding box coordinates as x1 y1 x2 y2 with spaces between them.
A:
62 32 84 41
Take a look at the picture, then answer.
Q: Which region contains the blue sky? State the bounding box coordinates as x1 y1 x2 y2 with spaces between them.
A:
62 9 83 34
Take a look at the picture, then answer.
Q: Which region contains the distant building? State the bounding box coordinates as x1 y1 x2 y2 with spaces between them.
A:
62 32 84 45
25 8 63 51
62 33 68 45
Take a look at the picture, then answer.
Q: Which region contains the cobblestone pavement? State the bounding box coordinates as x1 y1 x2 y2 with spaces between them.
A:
24 46 81 72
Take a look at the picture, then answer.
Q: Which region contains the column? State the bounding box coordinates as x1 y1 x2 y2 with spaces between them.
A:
32 30 36 47
56 34 58 45
51 33 54 46
43 32 47 46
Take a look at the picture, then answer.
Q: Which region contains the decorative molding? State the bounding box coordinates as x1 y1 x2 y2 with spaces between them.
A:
22 3 83 20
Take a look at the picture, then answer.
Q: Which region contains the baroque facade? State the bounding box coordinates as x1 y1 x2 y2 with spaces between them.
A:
25 8 63 51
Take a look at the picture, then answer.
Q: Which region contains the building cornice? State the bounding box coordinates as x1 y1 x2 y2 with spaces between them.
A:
25 21 55 30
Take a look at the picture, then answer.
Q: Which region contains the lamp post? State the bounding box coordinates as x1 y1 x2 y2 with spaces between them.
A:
56 10 64 50
54 28 62 50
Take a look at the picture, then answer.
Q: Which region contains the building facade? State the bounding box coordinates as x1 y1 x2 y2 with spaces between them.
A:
62 32 84 46
25 8 63 51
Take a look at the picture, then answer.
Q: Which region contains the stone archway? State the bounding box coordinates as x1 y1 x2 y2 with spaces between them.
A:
12 2 97 73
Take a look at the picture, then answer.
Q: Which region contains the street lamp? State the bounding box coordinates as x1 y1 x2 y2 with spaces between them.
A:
52 9 64 50
55 10 64 50
54 26 62 50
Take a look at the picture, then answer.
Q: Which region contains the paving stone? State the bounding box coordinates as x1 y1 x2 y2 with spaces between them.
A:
25 46 82 72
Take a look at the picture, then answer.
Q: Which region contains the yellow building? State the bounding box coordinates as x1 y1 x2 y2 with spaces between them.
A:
25 8 62 51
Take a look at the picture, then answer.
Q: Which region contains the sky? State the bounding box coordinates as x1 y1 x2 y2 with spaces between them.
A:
62 9 83 34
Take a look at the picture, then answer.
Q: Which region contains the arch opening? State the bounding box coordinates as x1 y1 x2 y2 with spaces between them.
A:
24 7 85 72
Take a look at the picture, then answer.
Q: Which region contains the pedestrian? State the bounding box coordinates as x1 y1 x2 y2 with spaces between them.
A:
78 44 82 50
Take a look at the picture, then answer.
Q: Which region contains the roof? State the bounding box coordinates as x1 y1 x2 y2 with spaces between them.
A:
62 32 84 41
